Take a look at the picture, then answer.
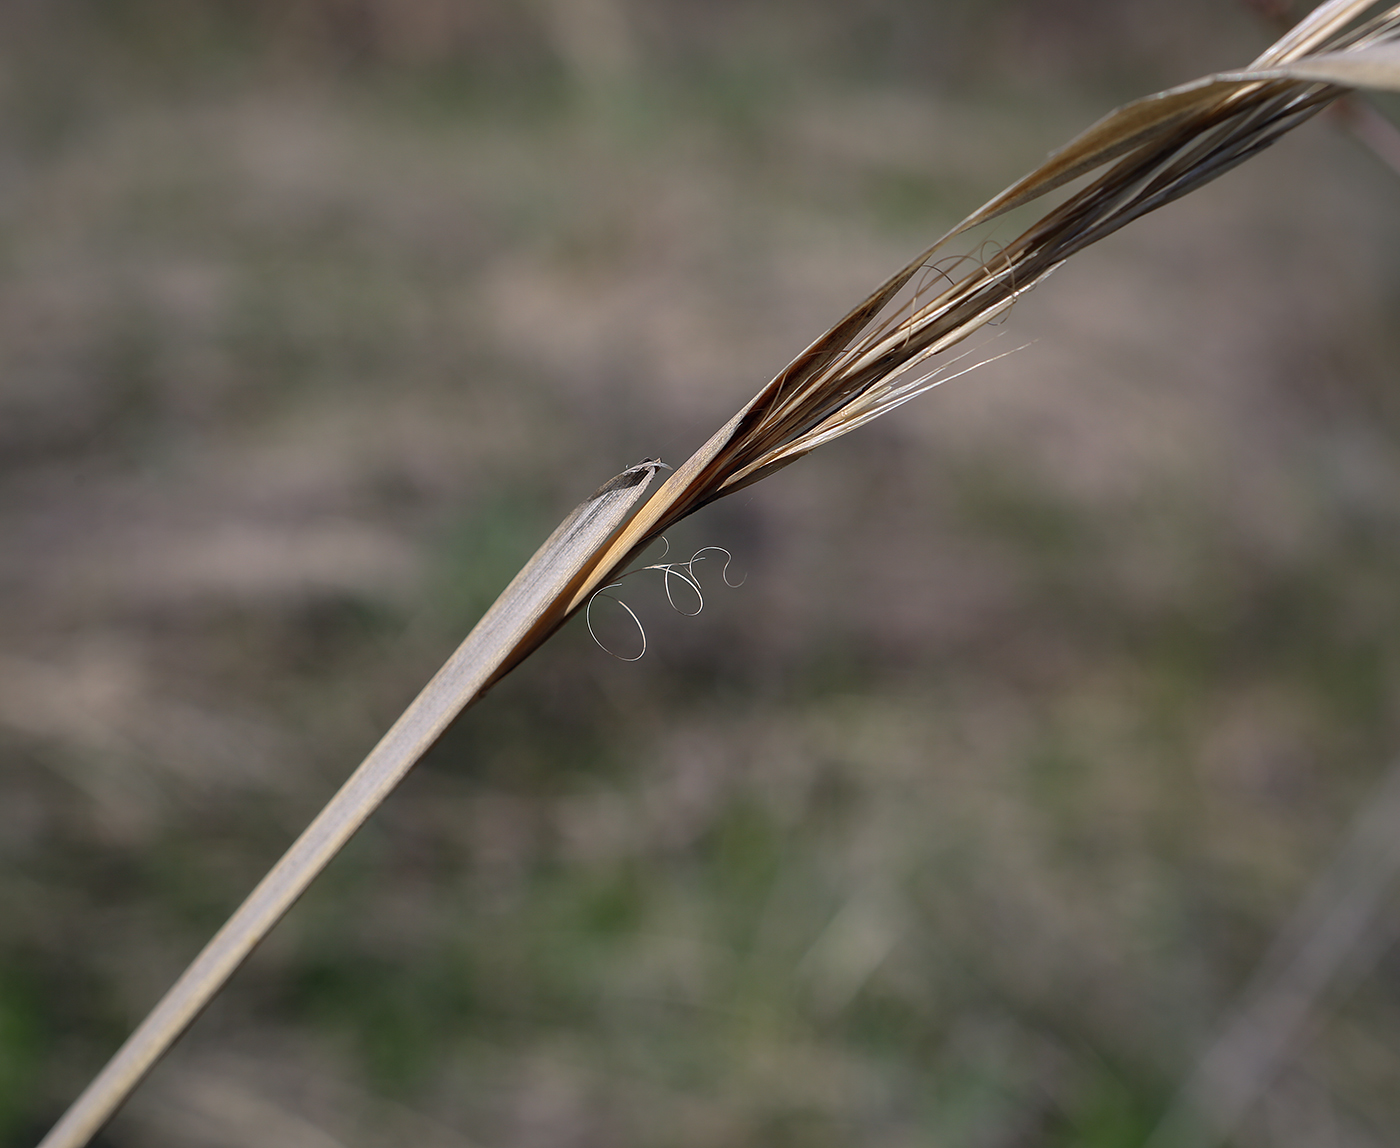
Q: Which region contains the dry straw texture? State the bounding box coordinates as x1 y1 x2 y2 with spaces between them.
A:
36 3 1400 1146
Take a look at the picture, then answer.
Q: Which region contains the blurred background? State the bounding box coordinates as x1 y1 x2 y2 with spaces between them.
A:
3 1 1400 1145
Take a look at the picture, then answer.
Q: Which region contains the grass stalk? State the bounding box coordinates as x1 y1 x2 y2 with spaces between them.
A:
37 4 1400 1146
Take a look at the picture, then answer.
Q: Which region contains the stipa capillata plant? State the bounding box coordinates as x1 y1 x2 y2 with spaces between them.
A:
38 3 1400 1146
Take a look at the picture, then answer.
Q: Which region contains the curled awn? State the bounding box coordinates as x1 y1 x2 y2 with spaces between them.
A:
587 543 745 660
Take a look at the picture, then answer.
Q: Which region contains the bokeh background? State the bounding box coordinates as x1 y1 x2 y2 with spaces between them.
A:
4 2 1400 1146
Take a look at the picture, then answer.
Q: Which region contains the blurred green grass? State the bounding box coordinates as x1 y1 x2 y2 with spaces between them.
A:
3 2 1400 1146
